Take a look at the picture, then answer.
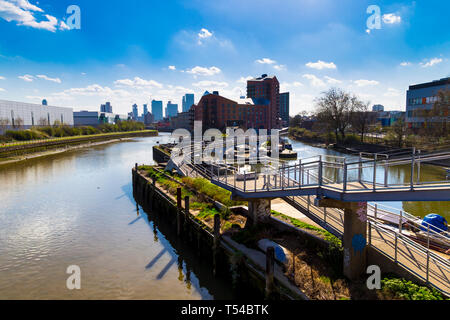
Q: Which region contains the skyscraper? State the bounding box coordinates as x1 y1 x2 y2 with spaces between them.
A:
247 74 281 129
132 104 138 120
151 100 163 121
143 104 148 116
280 92 289 127
182 93 195 112
101 102 112 113
166 101 178 118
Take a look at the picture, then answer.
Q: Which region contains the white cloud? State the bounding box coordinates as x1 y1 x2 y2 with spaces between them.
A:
384 88 401 97
36 74 61 83
302 74 325 87
186 66 221 76
382 13 401 24
324 76 342 84
0 88 5 92
0 0 69 32
366 29 371 34
0 76 5 80
420 58 443 68
305 60 337 70
18 74 34 82
353 79 379 87
192 80 229 88
168 65 176 70
198 28 212 39
114 77 163 89
237 76 253 84
274 64 286 71
400 61 411 67
255 58 276 65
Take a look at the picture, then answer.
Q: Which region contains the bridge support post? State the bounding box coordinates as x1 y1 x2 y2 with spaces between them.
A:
343 202 367 280
315 198 368 280
248 198 271 224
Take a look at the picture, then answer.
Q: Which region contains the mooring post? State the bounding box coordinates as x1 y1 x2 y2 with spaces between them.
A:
265 246 275 299
184 196 190 233
213 214 221 276
177 188 182 236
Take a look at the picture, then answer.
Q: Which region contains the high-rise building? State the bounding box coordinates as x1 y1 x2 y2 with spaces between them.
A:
152 100 163 121
280 92 289 127
143 104 148 116
406 77 449 129
247 74 281 129
182 93 195 112
166 101 178 118
132 104 138 120
100 102 112 113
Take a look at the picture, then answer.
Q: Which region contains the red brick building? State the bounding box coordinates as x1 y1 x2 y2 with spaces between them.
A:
192 92 269 131
247 74 281 129
191 75 282 131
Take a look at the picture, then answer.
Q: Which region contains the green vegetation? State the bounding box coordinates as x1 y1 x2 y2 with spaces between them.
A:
381 277 446 300
1 120 146 143
140 166 241 229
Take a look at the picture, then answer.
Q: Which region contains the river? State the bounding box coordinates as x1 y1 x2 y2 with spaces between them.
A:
0 133 238 299
0 134 447 299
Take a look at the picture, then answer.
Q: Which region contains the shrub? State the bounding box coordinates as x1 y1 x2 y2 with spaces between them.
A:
381 277 445 300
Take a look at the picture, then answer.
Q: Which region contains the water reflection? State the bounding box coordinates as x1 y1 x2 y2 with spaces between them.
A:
0 134 235 299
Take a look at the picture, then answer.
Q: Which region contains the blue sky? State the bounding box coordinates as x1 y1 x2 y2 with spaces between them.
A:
0 0 449 115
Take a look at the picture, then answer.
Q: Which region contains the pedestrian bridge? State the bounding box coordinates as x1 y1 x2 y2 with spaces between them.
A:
207 151 450 202
172 148 450 296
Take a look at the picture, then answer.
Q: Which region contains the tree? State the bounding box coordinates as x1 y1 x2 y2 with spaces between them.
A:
315 88 354 143
350 101 376 143
431 88 449 136
0 118 10 134
15 117 24 129
389 118 407 147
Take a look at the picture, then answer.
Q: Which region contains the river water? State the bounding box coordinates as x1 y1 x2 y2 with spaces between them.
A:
0 134 447 299
0 134 237 299
286 138 450 220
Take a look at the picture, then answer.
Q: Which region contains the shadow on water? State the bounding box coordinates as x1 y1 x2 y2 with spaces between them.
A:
134 198 262 300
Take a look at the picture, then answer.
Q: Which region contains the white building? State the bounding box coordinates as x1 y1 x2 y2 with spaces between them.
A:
0 99 74 133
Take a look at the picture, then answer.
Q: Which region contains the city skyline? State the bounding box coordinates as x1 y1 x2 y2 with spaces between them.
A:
0 0 449 116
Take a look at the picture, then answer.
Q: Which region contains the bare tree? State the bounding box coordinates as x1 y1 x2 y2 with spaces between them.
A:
429 88 450 137
38 118 48 126
390 118 407 148
15 117 24 130
0 118 10 134
315 88 354 143
351 101 376 143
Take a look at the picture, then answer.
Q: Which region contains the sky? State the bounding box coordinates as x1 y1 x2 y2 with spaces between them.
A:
0 0 449 116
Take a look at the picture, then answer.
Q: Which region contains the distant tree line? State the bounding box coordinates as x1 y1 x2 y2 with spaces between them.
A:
0 120 146 142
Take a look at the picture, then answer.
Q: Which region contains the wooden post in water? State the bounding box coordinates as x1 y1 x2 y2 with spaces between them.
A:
213 214 221 276
265 246 275 299
184 196 190 234
177 187 182 236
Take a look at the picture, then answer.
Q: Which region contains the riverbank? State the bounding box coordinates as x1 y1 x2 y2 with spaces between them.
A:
0 130 158 165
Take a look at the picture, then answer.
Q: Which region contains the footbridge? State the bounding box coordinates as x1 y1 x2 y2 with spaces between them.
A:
171 148 450 295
